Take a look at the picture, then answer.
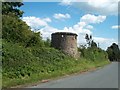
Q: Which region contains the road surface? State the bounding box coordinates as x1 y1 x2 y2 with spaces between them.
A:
28 62 118 88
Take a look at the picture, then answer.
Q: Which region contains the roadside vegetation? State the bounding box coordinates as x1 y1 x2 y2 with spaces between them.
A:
2 2 111 88
106 43 120 62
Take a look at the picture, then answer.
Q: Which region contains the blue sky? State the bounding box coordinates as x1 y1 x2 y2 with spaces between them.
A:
20 1 119 50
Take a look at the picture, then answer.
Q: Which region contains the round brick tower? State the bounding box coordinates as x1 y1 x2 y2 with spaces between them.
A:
51 32 79 58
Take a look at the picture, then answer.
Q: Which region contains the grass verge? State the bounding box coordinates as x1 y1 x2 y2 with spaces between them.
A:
3 59 110 88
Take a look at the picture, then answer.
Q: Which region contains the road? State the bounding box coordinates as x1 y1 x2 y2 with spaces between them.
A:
28 62 118 88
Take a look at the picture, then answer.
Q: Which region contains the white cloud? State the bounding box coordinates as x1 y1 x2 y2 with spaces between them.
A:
86 25 94 30
38 26 59 39
53 13 71 20
87 0 118 15
63 0 119 15
22 16 51 30
42 18 52 22
59 0 73 6
80 14 106 24
22 14 106 42
112 25 120 29
93 37 114 43
93 37 117 50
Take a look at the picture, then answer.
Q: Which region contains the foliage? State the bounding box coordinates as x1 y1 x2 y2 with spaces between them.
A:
85 34 97 48
25 32 44 47
2 15 44 47
91 40 97 48
79 34 103 60
44 38 51 47
106 43 120 61
2 2 44 47
2 2 24 17
2 40 109 88
2 40 71 79
2 15 30 43
79 46 108 62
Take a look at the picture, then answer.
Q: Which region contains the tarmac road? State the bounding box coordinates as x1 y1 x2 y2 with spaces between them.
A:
28 62 118 88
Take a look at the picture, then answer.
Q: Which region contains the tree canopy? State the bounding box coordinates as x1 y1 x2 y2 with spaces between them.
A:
2 2 24 17
106 43 120 61
2 2 45 47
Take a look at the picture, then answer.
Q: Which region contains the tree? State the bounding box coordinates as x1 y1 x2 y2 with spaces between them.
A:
85 34 90 46
2 2 25 42
106 47 114 61
85 34 97 48
106 43 120 61
91 40 97 48
2 15 31 43
2 2 24 17
2 2 44 47
25 32 44 47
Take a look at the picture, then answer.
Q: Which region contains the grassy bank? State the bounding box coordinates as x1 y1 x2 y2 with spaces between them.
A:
2 40 110 88
3 60 109 88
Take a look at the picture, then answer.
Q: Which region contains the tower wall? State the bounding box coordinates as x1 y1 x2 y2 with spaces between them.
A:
51 32 79 58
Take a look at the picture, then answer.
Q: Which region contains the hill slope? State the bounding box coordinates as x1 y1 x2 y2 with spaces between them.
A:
2 40 110 88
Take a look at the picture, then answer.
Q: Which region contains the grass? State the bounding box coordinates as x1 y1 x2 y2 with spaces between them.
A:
3 59 110 88
2 40 110 88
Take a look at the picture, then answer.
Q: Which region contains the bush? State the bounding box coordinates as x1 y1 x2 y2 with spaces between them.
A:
2 40 75 80
79 47 108 61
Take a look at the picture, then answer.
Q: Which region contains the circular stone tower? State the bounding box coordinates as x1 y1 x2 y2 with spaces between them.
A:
51 32 79 58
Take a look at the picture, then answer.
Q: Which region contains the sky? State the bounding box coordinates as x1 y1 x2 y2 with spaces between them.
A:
20 0 119 50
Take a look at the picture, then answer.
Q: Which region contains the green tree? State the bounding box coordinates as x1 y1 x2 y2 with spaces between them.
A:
91 40 97 48
25 32 44 47
85 34 97 48
2 15 31 44
2 2 24 17
106 43 120 61
2 2 44 47
106 47 114 61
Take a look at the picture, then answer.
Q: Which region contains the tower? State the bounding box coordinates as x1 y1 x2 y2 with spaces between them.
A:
51 32 79 58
